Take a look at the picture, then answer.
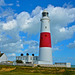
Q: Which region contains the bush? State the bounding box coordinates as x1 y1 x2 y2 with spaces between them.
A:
16 60 23 63
37 65 40 67
63 70 71 75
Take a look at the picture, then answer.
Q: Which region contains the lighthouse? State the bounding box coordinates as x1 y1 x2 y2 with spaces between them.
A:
38 10 53 64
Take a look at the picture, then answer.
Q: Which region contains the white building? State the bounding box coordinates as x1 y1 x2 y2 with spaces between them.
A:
16 53 38 64
0 51 8 63
55 62 71 67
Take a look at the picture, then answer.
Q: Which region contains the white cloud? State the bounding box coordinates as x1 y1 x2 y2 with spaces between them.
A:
16 4 20 7
67 41 75 49
63 3 73 8
0 0 13 6
8 53 16 57
0 0 6 6
45 5 75 44
3 19 17 30
59 27 66 32
52 25 75 44
8 3 13 6
0 8 14 20
7 53 16 61
20 44 23 48
16 11 31 30
0 39 23 53
52 47 60 52
24 40 39 54
0 38 1 41
17 0 19 2
16 0 20 7
6 16 14 21
31 6 42 16
0 4 75 60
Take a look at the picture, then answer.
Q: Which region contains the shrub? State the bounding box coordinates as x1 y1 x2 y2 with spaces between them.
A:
37 65 40 67
63 70 71 75
16 60 23 63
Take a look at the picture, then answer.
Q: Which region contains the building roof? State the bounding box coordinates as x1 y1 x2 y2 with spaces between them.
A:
0 53 4 57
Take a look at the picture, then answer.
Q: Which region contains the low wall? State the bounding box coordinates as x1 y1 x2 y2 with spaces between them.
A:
0 63 71 68
0 63 13 65
16 63 33 66
33 64 69 67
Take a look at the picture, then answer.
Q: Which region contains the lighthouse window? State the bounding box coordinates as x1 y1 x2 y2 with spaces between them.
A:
43 13 46 16
45 35 47 37
45 26 47 29
42 12 48 17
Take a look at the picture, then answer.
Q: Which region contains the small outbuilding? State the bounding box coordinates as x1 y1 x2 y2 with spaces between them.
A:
0 51 8 63
55 62 71 67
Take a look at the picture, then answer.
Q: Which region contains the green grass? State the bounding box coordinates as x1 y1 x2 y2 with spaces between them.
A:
0 65 75 75
0 72 59 75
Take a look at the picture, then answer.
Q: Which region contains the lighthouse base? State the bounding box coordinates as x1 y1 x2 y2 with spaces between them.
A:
38 61 53 65
39 47 53 64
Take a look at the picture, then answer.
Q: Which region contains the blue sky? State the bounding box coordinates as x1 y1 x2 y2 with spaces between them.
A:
0 0 75 65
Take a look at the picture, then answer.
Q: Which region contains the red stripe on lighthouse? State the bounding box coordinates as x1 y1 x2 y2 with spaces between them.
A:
40 32 51 47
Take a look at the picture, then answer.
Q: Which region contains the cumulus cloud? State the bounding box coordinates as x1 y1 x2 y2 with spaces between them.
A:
8 3 13 6
67 41 75 49
52 25 75 44
16 4 20 7
8 53 16 57
0 0 13 6
45 5 75 44
24 40 39 54
16 0 20 7
0 0 6 6
0 3 75 60
52 46 60 52
3 19 17 30
7 53 16 61
0 40 23 53
63 3 73 8
31 6 42 16
15 5 75 44
0 8 15 21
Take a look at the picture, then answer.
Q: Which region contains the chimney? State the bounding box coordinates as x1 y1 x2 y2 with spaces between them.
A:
32 54 34 56
26 53 29 56
21 53 23 56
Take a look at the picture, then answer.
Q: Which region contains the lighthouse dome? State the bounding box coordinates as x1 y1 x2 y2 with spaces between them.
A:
42 10 48 17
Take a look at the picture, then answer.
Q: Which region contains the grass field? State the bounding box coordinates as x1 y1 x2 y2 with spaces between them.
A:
0 65 75 75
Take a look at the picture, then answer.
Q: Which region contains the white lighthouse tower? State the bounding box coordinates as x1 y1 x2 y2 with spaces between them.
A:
38 10 53 64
